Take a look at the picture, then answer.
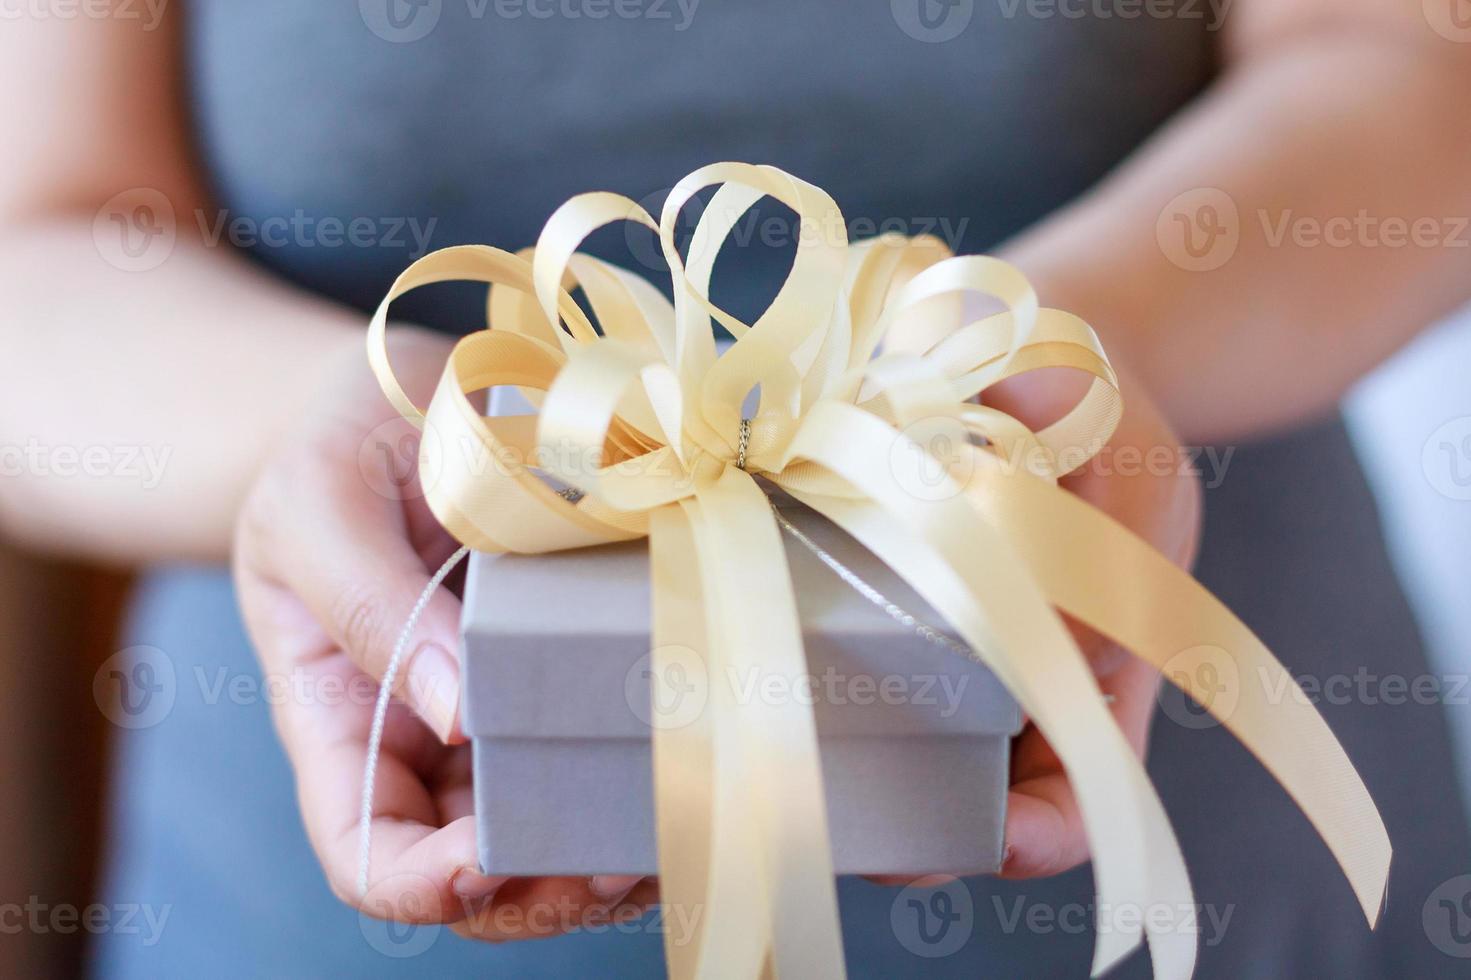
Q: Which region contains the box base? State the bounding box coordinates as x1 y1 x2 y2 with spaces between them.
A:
474 734 1010 877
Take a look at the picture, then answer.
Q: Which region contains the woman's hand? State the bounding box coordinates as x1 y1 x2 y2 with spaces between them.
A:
232 327 651 941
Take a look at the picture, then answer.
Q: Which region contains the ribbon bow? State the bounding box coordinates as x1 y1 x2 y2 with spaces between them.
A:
366 163 1389 980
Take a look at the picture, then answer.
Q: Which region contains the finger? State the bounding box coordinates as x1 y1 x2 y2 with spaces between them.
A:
987 361 1201 574
451 877 637 943
1012 657 1162 783
1061 612 1132 678
589 875 644 906
863 873 961 888
431 736 477 822
351 816 488 924
319 746 482 923
300 696 481 916
999 773 1088 879
1001 659 1164 880
1059 362 1200 573
450 876 665 943
236 633 476 920
623 878 661 907
238 451 465 742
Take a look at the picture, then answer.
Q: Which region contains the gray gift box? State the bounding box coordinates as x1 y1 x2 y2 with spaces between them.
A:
459 495 1023 877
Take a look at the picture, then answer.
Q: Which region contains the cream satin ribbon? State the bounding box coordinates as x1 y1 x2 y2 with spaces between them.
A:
364 162 1390 980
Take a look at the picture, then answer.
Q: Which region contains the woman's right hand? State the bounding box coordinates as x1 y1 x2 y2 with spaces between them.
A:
232 326 654 942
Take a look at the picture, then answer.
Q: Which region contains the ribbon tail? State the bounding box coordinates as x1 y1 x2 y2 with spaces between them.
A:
648 504 720 980
780 401 1203 979
686 468 847 980
653 496 772 979
965 456 1393 927
792 490 1196 980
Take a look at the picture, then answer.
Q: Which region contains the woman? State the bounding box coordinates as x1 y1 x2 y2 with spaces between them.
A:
3 1 1468 976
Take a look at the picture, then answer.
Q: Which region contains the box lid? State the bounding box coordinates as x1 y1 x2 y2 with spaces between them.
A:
460 499 1023 740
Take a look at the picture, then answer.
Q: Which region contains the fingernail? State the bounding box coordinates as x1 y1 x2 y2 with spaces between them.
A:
589 875 642 903
1000 843 1015 871
407 642 460 742
452 867 509 903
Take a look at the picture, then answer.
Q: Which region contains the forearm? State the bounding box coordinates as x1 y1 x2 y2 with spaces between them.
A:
1003 24 1471 443
0 220 361 564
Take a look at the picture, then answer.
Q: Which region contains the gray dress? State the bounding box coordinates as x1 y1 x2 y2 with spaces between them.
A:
89 3 1471 977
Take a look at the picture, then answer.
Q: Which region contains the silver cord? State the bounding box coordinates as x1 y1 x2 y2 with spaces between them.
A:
771 506 1116 704
357 545 470 898
769 506 974 662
